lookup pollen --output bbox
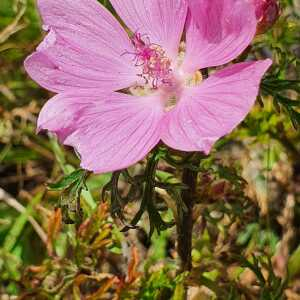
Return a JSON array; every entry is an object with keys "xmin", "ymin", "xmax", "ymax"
[
  {"xmin": 130, "ymin": 33, "xmax": 172, "ymax": 89},
  {"xmin": 185, "ymin": 70, "xmax": 203, "ymax": 87}
]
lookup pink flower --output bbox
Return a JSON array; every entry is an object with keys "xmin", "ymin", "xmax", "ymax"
[
  {"xmin": 25, "ymin": 0, "xmax": 272, "ymax": 174},
  {"xmin": 253, "ymin": 0, "xmax": 280, "ymax": 34}
]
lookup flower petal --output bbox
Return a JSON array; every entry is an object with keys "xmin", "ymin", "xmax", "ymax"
[
  {"xmin": 183, "ymin": 0, "xmax": 257, "ymax": 73},
  {"xmin": 162, "ymin": 60, "xmax": 272, "ymax": 153},
  {"xmin": 25, "ymin": 0, "xmax": 139, "ymax": 92},
  {"xmin": 110, "ymin": 0, "xmax": 187, "ymax": 60},
  {"xmin": 38, "ymin": 91, "xmax": 164, "ymax": 173},
  {"xmin": 37, "ymin": 91, "xmax": 95, "ymax": 142}
]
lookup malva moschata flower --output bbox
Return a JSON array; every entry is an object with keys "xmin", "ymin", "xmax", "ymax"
[
  {"xmin": 24, "ymin": 0, "xmax": 272, "ymax": 173},
  {"xmin": 253, "ymin": 0, "xmax": 280, "ymax": 34}
]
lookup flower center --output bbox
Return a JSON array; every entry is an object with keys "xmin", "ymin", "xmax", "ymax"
[
  {"xmin": 129, "ymin": 33, "xmax": 172, "ymax": 89},
  {"xmin": 126, "ymin": 37, "xmax": 204, "ymax": 112}
]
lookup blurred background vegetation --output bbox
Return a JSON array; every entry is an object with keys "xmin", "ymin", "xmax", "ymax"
[{"xmin": 1, "ymin": 0, "xmax": 300, "ymax": 299}]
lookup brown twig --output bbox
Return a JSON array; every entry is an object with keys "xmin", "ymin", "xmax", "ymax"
[{"xmin": 0, "ymin": 0, "xmax": 27, "ymax": 44}]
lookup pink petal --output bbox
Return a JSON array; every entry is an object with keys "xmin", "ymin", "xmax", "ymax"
[
  {"xmin": 37, "ymin": 91, "xmax": 96, "ymax": 141},
  {"xmin": 38, "ymin": 91, "xmax": 164, "ymax": 173},
  {"xmin": 183, "ymin": 0, "xmax": 257, "ymax": 73},
  {"xmin": 162, "ymin": 60, "xmax": 272, "ymax": 153},
  {"xmin": 254, "ymin": 0, "xmax": 280, "ymax": 34},
  {"xmin": 25, "ymin": 0, "xmax": 139, "ymax": 92},
  {"xmin": 110, "ymin": 0, "xmax": 187, "ymax": 60}
]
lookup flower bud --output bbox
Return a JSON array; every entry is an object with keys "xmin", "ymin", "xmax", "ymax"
[{"xmin": 254, "ymin": 0, "xmax": 280, "ymax": 34}]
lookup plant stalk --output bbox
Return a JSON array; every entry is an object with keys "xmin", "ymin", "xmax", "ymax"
[{"xmin": 176, "ymin": 154, "xmax": 200, "ymax": 273}]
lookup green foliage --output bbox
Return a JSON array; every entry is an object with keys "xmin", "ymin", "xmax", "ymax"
[
  {"xmin": 1, "ymin": 0, "xmax": 300, "ymax": 299},
  {"xmin": 238, "ymin": 255, "xmax": 287, "ymax": 300}
]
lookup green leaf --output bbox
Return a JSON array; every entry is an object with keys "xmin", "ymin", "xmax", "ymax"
[
  {"xmin": 288, "ymin": 244, "xmax": 300, "ymax": 278},
  {"xmin": 3, "ymin": 192, "xmax": 43, "ymax": 252},
  {"xmin": 48, "ymin": 169, "xmax": 85, "ymax": 191}
]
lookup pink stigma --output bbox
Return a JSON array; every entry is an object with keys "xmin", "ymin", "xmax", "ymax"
[{"xmin": 130, "ymin": 33, "xmax": 172, "ymax": 88}]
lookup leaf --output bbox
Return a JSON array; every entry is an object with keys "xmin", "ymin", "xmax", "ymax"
[
  {"xmin": 172, "ymin": 272, "xmax": 189, "ymax": 300},
  {"xmin": 3, "ymin": 192, "xmax": 43, "ymax": 252},
  {"xmin": 127, "ymin": 247, "xmax": 140, "ymax": 284},
  {"xmin": 46, "ymin": 208, "xmax": 62, "ymax": 257},
  {"xmin": 236, "ymin": 255, "xmax": 266, "ymax": 286},
  {"xmin": 172, "ymin": 282, "xmax": 185, "ymax": 300},
  {"xmin": 74, "ymin": 274, "xmax": 117, "ymax": 300},
  {"xmin": 47, "ymin": 169, "xmax": 85, "ymax": 191},
  {"xmin": 1, "ymin": 147, "xmax": 40, "ymax": 164},
  {"xmin": 86, "ymin": 277, "xmax": 117, "ymax": 300},
  {"xmin": 288, "ymin": 244, "xmax": 300, "ymax": 278}
]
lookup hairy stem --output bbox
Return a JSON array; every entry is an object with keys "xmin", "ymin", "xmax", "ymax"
[{"xmin": 177, "ymin": 154, "xmax": 200, "ymax": 273}]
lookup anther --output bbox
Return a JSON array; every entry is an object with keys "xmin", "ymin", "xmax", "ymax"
[{"xmin": 128, "ymin": 32, "xmax": 172, "ymax": 89}]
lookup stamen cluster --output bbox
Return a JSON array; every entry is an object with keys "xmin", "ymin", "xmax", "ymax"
[{"xmin": 131, "ymin": 33, "xmax": 172, "ymax": 88}]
